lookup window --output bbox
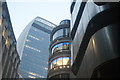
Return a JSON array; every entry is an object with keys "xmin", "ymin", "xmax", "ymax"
[
  {"xmin": 50, "ymin": 63, "xmax": 52, "ymax": 69},
  {"xmin": 63, "ymin": 57, "xmax": 69, "ymax": 65},
  {"xmin": 53, "ymin": 28, "xmax": 69, "ymax": 41},
  {"xmin": 50, "ymin": 57, "xmax": 70, "ymax": 70},
  {"xmin": 28, "ymin": 75, "xmax": 36, "ymax": 79},
  {"xmin": 51, "ymin": 42, "xmax": 69, "ymax": 54},
  {"xmin": 52, "ymin": 59, "xmax": 57, "ymax": 69},
  {"xmin": 28, "ymin": 35, "xmax": 41, "ymax": 41},
  {"xmin": 56, "ymin": 57, "xmax": 62, "ymax": 66},
  {"xmin": 63, "ymin": 45, "xmax": 67, "ymax": 49},
  {"xmin": 5, "ymin": 37, "xmax": 9, "ymax": 48},
  {"xmin": 53, "ymin": 29, "xmax": 63, "ymax": 41},
  {"xmin": 28, "ymin": 72, "xmax": 45, "ymax": 78},
  {"xmin": 2, "ymin": 29, "xmax": 6, "ymax": 38},
  {"xmin": 64, "ymin": 28, "xmax": 69, "ymax": 37},
  {"xmin": 25, "ymin": 45, "xmax": 41, "ymax": 53}
]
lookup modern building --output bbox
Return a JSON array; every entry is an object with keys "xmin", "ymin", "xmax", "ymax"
[
  {"xmin": 0, "ymin": 2, "xmax": 20, "ymax": 79},
  {"xmin": 17, "ymin": 17, "xmax": 56, "ymax": 78},
  {"xmin": 70, "ymin": 0, "xmax": 120, "ymax": 79},
  {"xmin": 48, "ymin": 20, "xmax": 71, "ymax": 78}
]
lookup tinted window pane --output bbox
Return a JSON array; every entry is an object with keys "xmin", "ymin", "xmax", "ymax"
[{"xmin": 53, "ymin": 29, "xmax": 63, "ymax": 40}]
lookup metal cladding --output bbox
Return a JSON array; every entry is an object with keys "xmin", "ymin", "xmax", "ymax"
[{"xmin": 70, "ymin": 1, "xmax": 120, "ymax": 78}]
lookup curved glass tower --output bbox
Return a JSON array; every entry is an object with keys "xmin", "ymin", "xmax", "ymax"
[
  {"xmin": 48, "ymin": 20, "xmax": 71, "ymax": 78},
  {"xmin": 17, "ymin": 17, "xmax": 56, "ymax": 78}
]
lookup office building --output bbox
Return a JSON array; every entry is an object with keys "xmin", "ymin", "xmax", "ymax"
[
  {"xmin": 0, "ymin": 2, "xmax": 20, "ymax": 79},
  {"xmin": 70, "ymin": 0, "xmax": 120, "ymax": 79},
  {"xmin": 17, "ymin": 17, "xmax": 56, "ymax": 78},
  {"xmin": 48, "ymin": 20, "xmax": 71, "ymax": 78}
]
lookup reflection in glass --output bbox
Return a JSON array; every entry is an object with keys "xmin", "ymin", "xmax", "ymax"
[
  {"xmin": 64, "ymin": 28, "xmax": 69, "ymax": 37},
  {"xmin": 50, "ymin": 57, "xmax": 70, "ymax": 70},
  {"xmin": 63, "ymin": 57, "xmax": 69, "ymax": 65},
  {"xmin": 52, "ymin": 28, "xmax": 69, "ymax": 41},
  {"xmin": 52, "ymin": 59, "xmax": 57, "ymax": 69},
  {"xmin": 56, "ymin": 57, "xmax": 62, "ymax": 66},
  {"xmin": 53, "ymin": 29, "xmax": 63, "ymax": 40},
  {"xmin": 51, "ymin": 42, "xmax": 69, "ymax": 54}
]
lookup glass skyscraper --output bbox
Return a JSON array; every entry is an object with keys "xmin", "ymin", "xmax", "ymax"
[{"xmin": 17, "ymin": 17, "xmax": 56, "ymax": 78}]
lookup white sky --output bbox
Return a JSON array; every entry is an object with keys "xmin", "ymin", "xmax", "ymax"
[{"xmin": 6, "ymin": 0, "xmax": 71, "ymax": 39}]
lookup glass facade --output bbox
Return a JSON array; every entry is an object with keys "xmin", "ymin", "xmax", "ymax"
[
  {"xmin": 48, "ymin": 19, "xmax": 70, "ymax": 78},
  {"xmin": 17, "ymin": 17, "xmax": 56, "ymax": 78},
  {"xmin": 51, "ymin": 42, "xmax": 69, "ymax": 54},
  {"xmin": 52, "ymin": 28, "xmax": 69, "ymax": 41},
  {"xmin": 50, "ymin": 57, "xmax": 70, "ymax": 70}
]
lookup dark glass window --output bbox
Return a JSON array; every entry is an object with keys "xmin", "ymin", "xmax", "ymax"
[
  {"xmin": 53, "ymin": 29, "xmax": 63, "ymax": 40},
  {"xmin": 51, "ymin": 42, "xmax": 69, "ymax": 54},
  {"xmin": 52, "ymin": 28, "xmax": 69, "ymax": 41}
]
